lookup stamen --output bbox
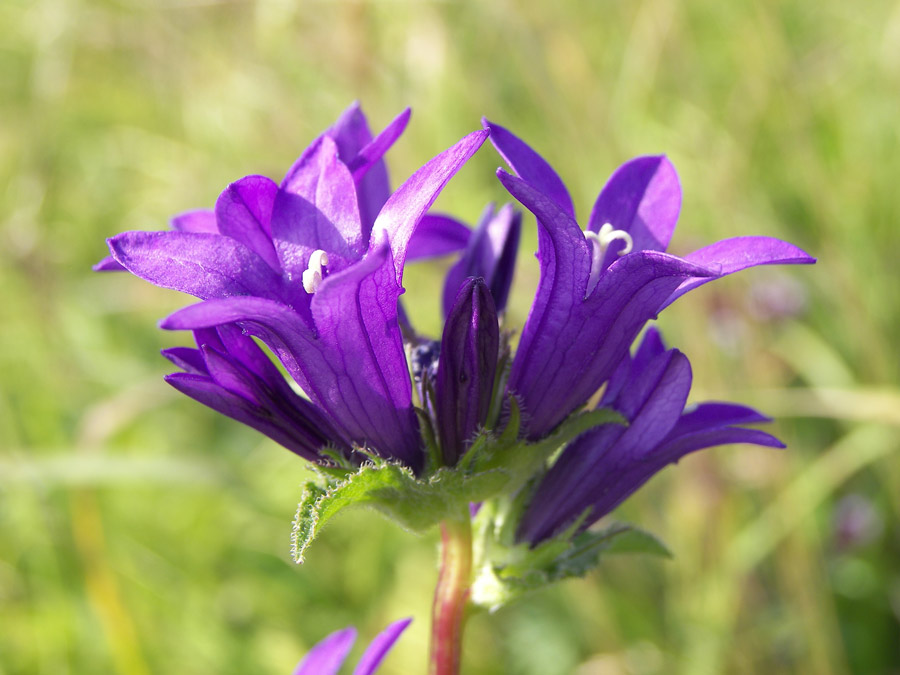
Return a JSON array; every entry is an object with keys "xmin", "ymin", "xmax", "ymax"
[
  {"xmin": 302, "ymin": 249, "xmax": 329, "ymax": 294},
  {"xmin": 583, "ymin": 223, "xmax": 634, "ymax": 298},
  {"xmin": 596, "ymin": 223, "xmax": 633, "ymax": 256}
]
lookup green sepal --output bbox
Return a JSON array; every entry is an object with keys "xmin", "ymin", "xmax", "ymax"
[
  {"xmin": 467, "ymin": 401, "xmax": 626, "ymax": 494},
  {"xmin": 470, "ymin": 522, "xmax": 671, "ymax": 611},
  {"xmin": 291, "ymin": 403, "xmax": 626, "ymax": 564},
  {"xmin": 291, "ymin": 459, "xmax": 507, "ymax": 563}
]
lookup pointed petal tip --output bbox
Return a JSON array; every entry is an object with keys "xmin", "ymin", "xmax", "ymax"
[
  {"xmin": 392, "ymin": 617, "xmax": 413, "ymax": 630},
  {"xmin": 158, "ymin": 314, "xmax": 179, "ymax": 331},
  {"xmin": 92, "ymin": 254, "xmax": 124, "ymax": 272},
  {"xmin": 469, "ymin": 127, "xmax": 491, "ymax": 145}
]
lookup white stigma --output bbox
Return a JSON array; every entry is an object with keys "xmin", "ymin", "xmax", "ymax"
[
  {"xmin": 583, "ymin": 223, "xmax": 634, "ymax": 298},
  {"xmin": 302, "ymin": 249, "xmax": 329, "ymax": 294}
]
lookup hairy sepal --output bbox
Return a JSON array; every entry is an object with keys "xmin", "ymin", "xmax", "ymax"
[
  {"xmin": 291, "ymin": 459, "xmax": 507, "ymax": 563},
  {"xmin": 291, "ymin": 403, "xmax": 626, "ymax": 564}
]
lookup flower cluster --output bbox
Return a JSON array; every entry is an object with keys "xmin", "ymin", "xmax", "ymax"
[{"xmin": 98, "ymin": 103, "xmax": 813, "ymax": 593}]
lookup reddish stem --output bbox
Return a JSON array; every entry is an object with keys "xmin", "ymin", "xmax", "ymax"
[{"xmin": 429, "ymin": 513, "xmax": 473, "ymax": 675}]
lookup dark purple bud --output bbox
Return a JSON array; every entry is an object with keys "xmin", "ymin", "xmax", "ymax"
[{"xmin": 435, "ymin": 277, "xmax": 500, "ymax": 466}]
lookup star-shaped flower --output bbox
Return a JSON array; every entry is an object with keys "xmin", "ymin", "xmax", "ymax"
[{"xmin": 99, "ymin": 104, "xmax": 488, "ymax": 471}]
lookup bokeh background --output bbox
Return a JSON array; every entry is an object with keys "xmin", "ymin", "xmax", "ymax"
[{"xmin": 2, "ymin": 0, "xmax": 899, "ymax": 673}]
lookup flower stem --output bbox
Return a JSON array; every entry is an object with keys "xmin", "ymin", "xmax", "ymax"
[{"xmin": 430, "ymin": 511, "xmax": 473, "ymax": 675}]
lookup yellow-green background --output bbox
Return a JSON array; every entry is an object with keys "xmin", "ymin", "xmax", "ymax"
[{"xmin": 2, "ymin": 0, "xmax": 898, "ymax": 673}]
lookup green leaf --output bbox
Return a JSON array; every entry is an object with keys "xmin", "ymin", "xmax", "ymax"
[
  {"xmin": 291, "ymin": 460, "xmax": 508, "ymax": 563},
  {"xmin": 597, "ymin": 523, "xmax": 672, "ymax": 557},
  {"xmin": 291, "ymin": 404, "xmax": 628, "ymax": 564},
  {"xmin": 470, "ymin": 522, "xmax": 671, "ymax": 611}
]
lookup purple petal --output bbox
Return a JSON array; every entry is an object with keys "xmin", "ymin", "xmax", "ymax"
[
  {"xmin": 310, "ymin": 243, "xmax": 422, "ymax": 467},
  {"xmin": 442, "ymin": 204, "xmax": 522, "ymax": 316},
  {"xmin": 657, "ymin": 426, "xmax": 785, "ymax": 460},
  {"xmin": 212, "ymin": 324, "xmax": 286, "ymax": 384},
  {"xmin": 201, "ymin": 346, "xmax": 261, "ymax": 403},
  {"xmin": 484, "ymin": 118, "xmax": 576, "ymax": 219},
  {"xmin": 372, "ymin": 129, "xmax": 489, "ymax": 285},
  {"xmin": 293, "ymin": 627, "xmax": 357, "ymax": 675},
  {"xmin": 583, "ymin": 426, "xmax": 784, "ymax": 528},
  {"xmin": 588, "ymin": 155, "xmax": 681, "ymax": 268},
  {"xmin": 276, "ymin": 135, "xmax": 364, "ymax": 272},
  {"xmin": 631, "ymin": 327, "xmax": 667, "ymax": 374},
  {"xmin": 668, "ymin": 402, "xmax": 772, "ymax": 438},
  {"xmin": 328, "ymin": 101, "xmax": 376, "ymax": 160},
  {"xmin": 518, "ymin": 349, "xmax": 692, "ymax": 543},
  {"xmin": 160, "ymin": 296, "xmax": 319, "ymax": 396},
  {"xmin": 328, "ymin": 104, "xmax": 410, "ymax": 240},
  {"xmin": 499, "ymin": 170, "xmax": 713, "ymax": 436},
  {"xmin": 406, "ymin": 213, "xmax": 472, "ymax": 261},
  {"xmin": 94, "ymin": 209, "xmax": 217, "ymax": 271},
  {"xmin": 496, "ymin": 169, "xmax": 590, "ymax": 432},
  {"xmin": 161, "ymin": 346, "xmax": 208, "ymax": 375},
  {"xmin": 165, "ymin": 373, "xmax": 324, "ymax": 462},
  {"xmin": 599, "ymin": 327, "xmax": 667, "ymax": 407},
  {"xmin": 661, "ymin": 236, "xmax": 816, "ymax": 310},
  {"xmin": 215, "ymin": 175, "xmax": 280, "ymax": 270},
  {"xmin": 107, "ymin": 231, "xmax": 286, "ymax": 301},
  {"xmin": 192, "ymin": 327, "xmax": 225, "ymax": 353},
  {"xmin": 93, "ymin": 255, "xmax": 125, "ymax": 271},
  {"xmin": 346, "ymin": 107, "xmax": 412, "ymax": 181},
  {"xmin": 162, "ymin": 247, "xmax": 421, "ymax": 466},
  {"xmin": 170, "ymin": 209, "xmax": 218, "ymax": 233},
  {"xmin": 352, "ymin": 618, "xmax": 412, "ymax": 675},
  {"xmin": 435, "ymin": 278, "xmax": 500, "ymax": 466}
]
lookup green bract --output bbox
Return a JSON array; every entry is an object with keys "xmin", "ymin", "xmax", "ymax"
[{"xmin": 291, "ymin": 399, "xmax": 630, "ymax": 603}]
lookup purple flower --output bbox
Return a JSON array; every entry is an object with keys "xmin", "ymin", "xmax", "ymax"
[
  {"xmin": 99, "ymin": 104, "xmax": 488, "ymax": 471},
  {"xmin": 517, "ymin": 328, "xmax": 784, "ymax": 544},
  {"xmin": 293, "ymin": 618, "xmax": 411, "ymax": 675},
  {"xmin": 484, "ymin": 119, "xmax": 816, "ymax": 439},
  {"xmin": 162, "ymin": 324, "xmax": 350, "ymax": 462}
]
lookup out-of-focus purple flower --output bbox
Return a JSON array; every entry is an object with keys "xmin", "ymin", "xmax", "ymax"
[
  {"xmin": 833, "ymin": 494, "xmax": 883, "ymax": 552},
  {"xmin": 747, "ymin": 270, "xmax": 808, "ymax": 321},
  {"xmin": 517, "ymin": 328, "xmax": 784, "ymax": 544},
  {"xmin": 293, "ymin": 618, "xmax": 411, "ymax": 675},
  {"xmin": 407, "ymin": 203, "xmax": 522, "ymax": 316},
  {"xmin": 99, "ymin": 104, "xmax": 488, "ymax": 471},
  {"xmin": 484, "ymin": 119, "xmax": 816, "ymax": 439}
]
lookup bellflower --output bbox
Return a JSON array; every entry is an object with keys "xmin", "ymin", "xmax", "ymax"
[
  {"xmin": 99, "ymin": 104, "xmax": 489, "ymax": 471},
  {"xmin": 516, "ymin": 328, "xmax": 784, "ymax": 544},
  {"xmin": 484, "ymin": 120, "xmax": 816, "ymax": 439},
  {"xmin": 293, "ymin": 618, "xmax": 411, "ymax": 675}
]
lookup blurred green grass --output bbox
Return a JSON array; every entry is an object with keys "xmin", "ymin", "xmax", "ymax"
[{"xmin": 2, "ymin": 0, "xmax": 899, "ymax": 673}]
